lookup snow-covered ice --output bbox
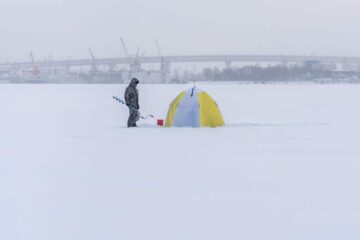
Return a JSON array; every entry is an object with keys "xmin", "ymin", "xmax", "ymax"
[{"xmin": 1, "ymin": 83, "xmax": 360, "ymax": 240}]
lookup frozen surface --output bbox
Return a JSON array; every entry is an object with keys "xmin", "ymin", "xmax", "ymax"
[{"xmin": 1, "ymin": 83, "xmax": 360, "ymax": 240}]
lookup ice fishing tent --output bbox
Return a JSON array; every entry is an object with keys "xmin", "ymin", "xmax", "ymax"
[{"xmin": 165, "ymin": 87, "xmax": 225, "ymax": 128}]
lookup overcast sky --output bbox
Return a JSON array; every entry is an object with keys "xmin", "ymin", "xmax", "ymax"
[{"xmin": 0, "ymin": 0, "xmax": 359, "ymax": 62}]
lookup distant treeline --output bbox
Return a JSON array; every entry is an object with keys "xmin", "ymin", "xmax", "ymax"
[{"xmin": 197, "ymin": 65, "xmax": 359, "ymax": 81}]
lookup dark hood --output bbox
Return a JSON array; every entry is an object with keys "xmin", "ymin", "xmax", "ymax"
[{"xmin": 129, "ymin": 78, "xmax": 139, "ymax": 87}]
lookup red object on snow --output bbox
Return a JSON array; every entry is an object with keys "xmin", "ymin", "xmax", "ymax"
[{"xmin": 157, "ymin": 119, "xmax": 164, "ymax": 126}]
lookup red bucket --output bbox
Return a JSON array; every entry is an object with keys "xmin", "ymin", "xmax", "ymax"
[{"xmin": 157, "ymin": 119, "xmax": 164, "ymax": 127}]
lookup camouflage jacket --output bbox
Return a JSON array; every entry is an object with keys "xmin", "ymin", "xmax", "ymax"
[{"xmin": 124, "ymin": 79, "xmax": 139, "ymax": 110}]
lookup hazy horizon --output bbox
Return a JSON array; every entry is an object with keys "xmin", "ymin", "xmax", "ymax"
[{"xmin": 1, "ymin": 0, "xmax": 360, "ymax": 62}]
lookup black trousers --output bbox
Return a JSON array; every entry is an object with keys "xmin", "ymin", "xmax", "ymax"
[{"xmin": 128, "ymin": 107, "xmax": 139, "ymax": 127}]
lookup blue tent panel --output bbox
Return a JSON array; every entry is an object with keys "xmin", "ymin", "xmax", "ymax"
[{"xmin": 172, "ymin": 90, "xmax": 199, "ymax": 127}]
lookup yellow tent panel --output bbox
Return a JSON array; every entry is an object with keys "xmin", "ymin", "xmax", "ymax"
[
  {"xmin": 165, "ymin": 91, "xmax": 186, "ymax": 127},
  {"xmin": 197, "ymin": 92, "xmax": 225, "ymax": 127}
]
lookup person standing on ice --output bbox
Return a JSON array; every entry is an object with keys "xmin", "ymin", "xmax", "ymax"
[{"xmin": 125, "ymin": 78, "xmax": 140, "ymax": 127}]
